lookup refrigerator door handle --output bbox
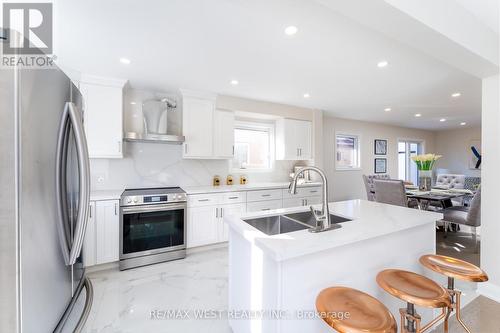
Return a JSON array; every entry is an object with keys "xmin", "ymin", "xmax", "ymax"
[{"xmin": 56, "ymin": 102, "xmax": 90, "ymax": 266}]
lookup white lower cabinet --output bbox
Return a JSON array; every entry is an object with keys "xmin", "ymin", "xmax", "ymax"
[
  {"xmin": 187, "ymin": 205, "xmax": 219, "ymax": 248},
  {"xmin": 283, "ymin": 196, "xmax": 321, "ymax": 208},
  {"xmin": 83, "ymin": 201, "xmax": 96, "ymax": 267},
  {"xmin": 246, "ymin": 199, "xmax": 283, "ymax": 212},
  {"xmin": 219, "ymin": 203, "xmax": 246, "ymax": 241},
  {"xmin": 83, "ymin": 199, "xmax": 120, "ymax": 267}
]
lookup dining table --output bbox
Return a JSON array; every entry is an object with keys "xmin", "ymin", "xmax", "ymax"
[{"xmin": 405, "ymin": 188, "xmax": 474, "ymax": 210}]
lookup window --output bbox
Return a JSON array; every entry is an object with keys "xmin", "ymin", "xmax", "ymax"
[
  {"xmin": 231, "ymin": 122, "xmax": 274, "ymax": 171},
  {"xmin": 335, "ymin": 134, "xmax": 360, "ymax": 170}
]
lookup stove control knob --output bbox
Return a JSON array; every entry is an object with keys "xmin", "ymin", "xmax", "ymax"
[
  {"xmin": 133, "ymin": 198, "xmax": 138, "ymax": 203},
  {"xmin": 126, "ymin": 198, "xmax": 132, "ymax": 204}
]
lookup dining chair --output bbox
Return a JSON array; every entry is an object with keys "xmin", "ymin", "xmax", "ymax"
[
  {"xmin": 439, "ymin": 186, "xmax": 481, "ymax": 252},
  {"xmin": 435, "ymin": 174, "xmax": 466, "ymax": 189},
  {"xmin": 362, "ymin": 174, "xmax": 391, "ymax": 201},
  {"xmin": 373, "ymin": 179, "xmax": 416, "ymax": 208}
]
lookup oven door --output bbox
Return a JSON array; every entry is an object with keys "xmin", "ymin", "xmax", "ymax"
[{"xmin": 120, "ymin": 203, "xmax": 186, "ymax": 260}]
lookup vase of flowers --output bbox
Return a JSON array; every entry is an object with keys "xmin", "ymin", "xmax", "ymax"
[{"xmin": 411, "ymin": 154, "xmax": 442, "ymax": 191}]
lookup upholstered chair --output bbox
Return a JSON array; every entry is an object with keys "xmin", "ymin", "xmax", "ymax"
[
  {"xmin": 435, "ymin": 174, "xmax": 466, "ymax": 189},
  {"xmin": 362, "ymin": 174, "xmax": 391, "ymax": 201},
  {"xmin": 373, "ymin": 179, "xmax": 411, "ymax": 207},
  {"xmin": 440, "ymin": 186, "xmax": 481, "ymax": 252}
]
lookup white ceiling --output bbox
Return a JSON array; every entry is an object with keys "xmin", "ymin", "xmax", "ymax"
[
  {"xmin": 454, "ymin": 0, "xmax": 499, "ymax": 34},
  {"xmin": 55, "ymin": 0, "xmax": 484, "ymax": 130}
]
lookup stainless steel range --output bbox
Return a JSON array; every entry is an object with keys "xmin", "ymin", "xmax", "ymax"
[{"xmin": 119, "ymin": 187, "xmax": 187, "ymax": 270}]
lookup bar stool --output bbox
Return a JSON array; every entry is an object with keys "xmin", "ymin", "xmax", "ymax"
[
  {"xmin": 420, "ymin": 254, "xmax": 488, "ymax": 333},
  {"xmin": 316, "ymin": 287, "xmax": 397, "ymax": 333},
  {"xmin": 376, "ymin": 269, "xmax": 451, "ymax": 333}
]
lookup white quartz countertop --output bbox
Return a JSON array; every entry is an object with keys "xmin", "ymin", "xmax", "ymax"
[
  {"xmin": 181, "ymin": 182, "xmax": 322, "ymax": 194},
  {"xmin": 90, "ymin": 189, "xmax": 124, "ymax": 201},
  {"xmin": 225, "ymin": 199, "xmax": 442, "ymax": 262}
]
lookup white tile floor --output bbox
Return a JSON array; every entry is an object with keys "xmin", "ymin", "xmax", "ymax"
[
  {"xmin": 83, "ymin": 244, "xmax": 479, "ymax": 333},
  {"xmin": 83, "ymin": 246, "xmax": 231, "ymax": 333}
]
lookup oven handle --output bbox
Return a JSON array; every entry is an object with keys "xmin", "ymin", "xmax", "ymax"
[{"xmin": 121, "ymin": 203, "xmax": 187, "ymax": 214}]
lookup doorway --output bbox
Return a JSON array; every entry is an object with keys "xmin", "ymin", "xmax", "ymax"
[{"xmin": 398, "ymin": 140, "xmax": 423, "ymax": 184}]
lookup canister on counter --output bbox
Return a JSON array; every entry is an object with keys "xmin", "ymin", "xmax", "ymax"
[
  {"xmin": 213, "ymin": 175, "xmax": 221, "ymax": 186},
  {"xmin": 226, "ymin": 175, "xmax": 234, "ymax": 185},
  {"xmin": 240, "ymin": 175, "xmax": 247, "ymax": 185}
]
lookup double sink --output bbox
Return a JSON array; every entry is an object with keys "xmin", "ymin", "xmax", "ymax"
[{"xmin": 243, "ymin": 210, "xmax": 352, "ymax": 235}]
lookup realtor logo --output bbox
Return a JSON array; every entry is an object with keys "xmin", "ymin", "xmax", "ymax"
[{"xmin": 2, "ymin": 3, "xmax": 53, "ymax": 55}]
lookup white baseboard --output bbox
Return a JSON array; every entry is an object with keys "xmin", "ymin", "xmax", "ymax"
[{"xmin": 478, "ymin": 282, "xmax": 500, "ymax": 303}]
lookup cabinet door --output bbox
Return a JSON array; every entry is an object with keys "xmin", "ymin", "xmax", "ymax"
[
  {"xmin": 187, "ymin": 205, "xmax": 219, "ymax": 248},
  {"xmin": 213, "ymin": 109, "xmax": 235, "ymax": 158},
  {"xmin": 82, "ymin": 201, "xmax": 96, "ymax": 267},
  {"xmin": 95, "ymin": 200, "xmax": 120, "ymax": 264},
  {"xmin": 182, "ymin": 96, "xmax": 214, "ymax": 158},
  {"xmin": 80, "ymin": 82, "xmax": 123, "ymax": 158},
  {"xmin": 219, "ymin": 203, "xmax": 246, "ymax": 242},
  {"xmin": 296, "ymin": 120, "xmax": 312, "ymax": 160},
  {"xmin": 283, "ymin": 197, "xmax": 306, "ymax": 208}
]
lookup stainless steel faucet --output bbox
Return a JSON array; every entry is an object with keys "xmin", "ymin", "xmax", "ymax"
[{"xmin": 289, "ymin": 166, "xmax": 332, "ymax": 232}]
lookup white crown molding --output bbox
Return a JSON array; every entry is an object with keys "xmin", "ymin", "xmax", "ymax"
[{"xmin": 80, "ymin": 74, "xmax": 128, "ymax": 88}]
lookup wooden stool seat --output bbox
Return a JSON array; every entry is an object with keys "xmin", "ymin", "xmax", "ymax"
[
  {"xmin": 419, "ymin": 255, "xmax": 488, "ymax": 282},
  {"xmin": 376, "ymin": 269, "xmax": 450, "ymax": 308},
  {"xmin": 316, "ymin": 287, "xmax": 397, "ymax": 333}
]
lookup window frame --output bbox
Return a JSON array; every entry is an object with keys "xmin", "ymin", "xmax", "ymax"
[
  {"xmin": 230, "ymin": 120, "xmax": 275, "ymax": 173},
  {"xmin": 335, "ymin": 132, "xmax": 361, "ymax": 171}
]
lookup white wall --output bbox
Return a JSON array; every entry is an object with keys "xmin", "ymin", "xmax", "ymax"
[
  {"xmin": 479, "ymin": 75, "xmax": 500, "ymax": 301},
  {"xmin": 323, "ymin": 116, "xmax": 436, "ymax": 201},
  {"xmin": 434, "ymin": 127, "xmax": 481, "ymax": 177}
]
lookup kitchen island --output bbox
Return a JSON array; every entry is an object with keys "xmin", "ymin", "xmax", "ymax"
[{"xmin": 225, "ymin": 199, "xmax": 442, "ymax": 333}]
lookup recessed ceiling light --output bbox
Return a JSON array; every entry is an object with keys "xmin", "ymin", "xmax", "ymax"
[
  {"xmin": 440, "ymin": 118, "xmax": 447, "ymax": 122},
  {"xmin": 119, "ymin": 57, "xmax": 131, "ymax": 64},
  {"xmin": 130, "ymin": 102, "xmax": 136, "ymax": 105},
  {"xmin": 451, "ymin": 92, "xmax": 461, "ymax": 98},
  {"xmin": 230, "ymin": 79, "xmax": 239, "ymax": 85},
  {"xmin": 303, "ymin": 93, "xmax": 310, "ymax": 98},
  {"xmin": 414, "ymin": 113, "xmax": 422, "ymax": 117},
  {"xmin": 460, "ymin": 122, "xmax": 467, "ymax": 126},
  {"xmin": 284, "ymin": 26, "xmax": 298, "ymax": 36},
  {"xmin": 377, "ymin": 60, "xmax": 389, "ymax": 68},
  {"xmin": 384, "ymin": 107, "xmax": 391, "ymax": 112}
]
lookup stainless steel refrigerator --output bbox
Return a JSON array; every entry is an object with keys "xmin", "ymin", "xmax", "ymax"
[{"xmin": 0, "ymin": 30, "xmax": 93, "ymax": 332}]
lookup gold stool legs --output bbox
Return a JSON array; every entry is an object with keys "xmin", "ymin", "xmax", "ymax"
[
  {"xmin": 398, "ymin": 303, "xmax": 448, "ymax": 333},
  {"xmin": 446, "ymin": 277, "xmax": 472, "ymax": 333}
]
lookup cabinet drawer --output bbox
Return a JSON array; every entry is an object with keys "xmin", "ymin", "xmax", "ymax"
[
  {"xmin": 247, "ymin": 199, "xmax": 282, "ymax": 212},
  {"xmin": 220, "ymin": 191, "xmax": 246, "ymax": 204},
  {"xmin": 283, "ymin": 186, "xmax": 321, "ymax": 199},
  {"xmin": 188, "ymin": 194, "xmax": 219, "ymax": 207},
  {"xmin": 247, "ymin": 189, "xmax": 283, "ymax": 202}
]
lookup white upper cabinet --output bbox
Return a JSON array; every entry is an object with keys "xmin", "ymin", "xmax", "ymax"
[
  {"xmin": 79, "ymin": 75, "xmax": 127, "ymax": 158},
  {"xmin": 275, "ymin": 118, "xmax": 312, "ymax": 160},
  {"xmin": 181, "ymin": 90, "xmax": 235, "ymax": 159},
  {"xmin": 182, "ymin": 91, "xmax": 215, "ymax": 158},
  {"xmin": 213, "ymin": 109, "xmax": 235, "ymax": 158}
]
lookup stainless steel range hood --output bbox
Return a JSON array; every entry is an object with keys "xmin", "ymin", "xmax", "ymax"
[{"xmin": 124, "ymin": 132, "xmax": 185, "ymax": 144}]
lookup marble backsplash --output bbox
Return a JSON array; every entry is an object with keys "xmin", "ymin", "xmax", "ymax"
[{"xmin": 90, "ymin": 141, "xmax": 299, "ymax": 191}]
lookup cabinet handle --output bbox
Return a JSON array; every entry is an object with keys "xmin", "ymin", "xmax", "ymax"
[
  {"xmin": 297, "ymin": 148, "xmax": 299, "ymax": 157},
  {"xmin": 89, "ymin": 204, "xmax": 92, "ymax": 218},
  {"xmin": 261, "ymin": 194, "xmax": 271, "ymax": 197},
  {"xmin": 114, "ymin": 202, "xmax": 118, "ymax": 215},
  {"xmin": 118, "ymin": 141, "xmax": 121, "ymax": 153},
  {"xmin": 304, "ymin": 199, "xmax": 308, "ymax": 206},
  {"xmin": 198, "ymin": 199, "xmax": 210, "ymax": 202},
  {"xmin": 310, "ymin": 190, "xmax": 318, "ymax": 193},
  {"xmin": 216, "ymin": 208, "xmax": 218, "ymax": 218},
  {"xmin": 221, "ymin": 208, "xmax": 223, "ymax": 218},
  {"xmin": 232, "ymin": 145, "xmax": 235, "ymax": 155},
  {"xmin": 184, "ymin": 144, "xmax": 188, "ymax": 154},
  {"xmin": 261, "ymin": 208, "xmax": 271, "ymax": 211},
  {"xmin": 299, "ymin": 148, "xmax": 302, "ymax": 156},
  {"xmin": 228, "ymin": 196, "xmax": 239, "ymax": 199}
]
